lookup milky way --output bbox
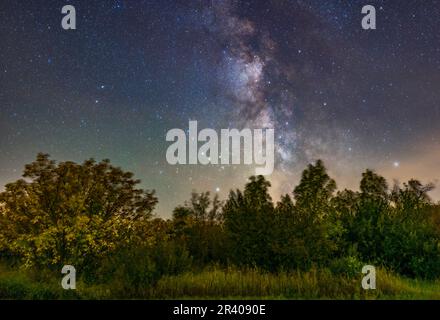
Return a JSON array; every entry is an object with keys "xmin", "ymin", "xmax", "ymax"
[{"xmin": 1, "ymin": 0, "xmax": 440, "ymax": 216}]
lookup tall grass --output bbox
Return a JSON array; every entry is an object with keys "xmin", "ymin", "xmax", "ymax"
[
  {"xmin": 150, "ymin": 267, "xmax": 440, "ymax": 299},
  {"xmin": 0, "ymin": 264, "xmax": 439, "ymax": 300}
]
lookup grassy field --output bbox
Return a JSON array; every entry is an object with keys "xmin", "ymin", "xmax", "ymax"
[
  {"xmin": 150, "ymin": 268, "xmax": 440, "ymax": 300},
  {"xmin": 0, "ymin": 264, "xmax": 439, "ymax": 300}
]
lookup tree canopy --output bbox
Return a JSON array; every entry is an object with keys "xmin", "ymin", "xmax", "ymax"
[
  {"xmin": 0, "ymin": 153, "xmax": 157, "ymax": 268},
  {"xmin": 1, "ymin": 154, "xmax": 440, "ymax": 280}
]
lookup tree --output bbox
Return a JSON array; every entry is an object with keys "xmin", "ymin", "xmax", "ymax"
[
  {"xmin": 272, "ymin": 194, "xmax": 310, "ymax": 269},
  {"xmin": 332, "ymin": 189, "xmax": 360, "ymax": 257},
  {"xmin": 383, "ymin": 179, "xmax": 440, "ymax": 278},
  {"xmin": 171, "ymin": 192, "xmax": 225, "ymax": 264},
  {"xmin": 348, "ymin": 169, "xmax": 390, "ymax": 263},
  {"xmin": 223, "ymin": 176, "xmax": 276, "ymax": 269},
  {"xmin": 293, "ymin": 159, "xmax": 336, "ymax": 219},
  {"xmin": 391, "ymin": 179, "xmax": 434, "ymax": 213},
  {"xmin": 0, "ymin": 153, "xmax": 158, "ymax": 269},
  {"xmin": 289, "ymin": 160, "xmax": 337, "ymax": 267},
  {"xmin": 360, "ymin": 169, "xmax": 388, "ymax": 203}
]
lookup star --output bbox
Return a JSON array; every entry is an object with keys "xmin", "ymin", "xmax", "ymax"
[{"xmin": 1, "ymin": 0, "xmax": 440, "ymax": 218}]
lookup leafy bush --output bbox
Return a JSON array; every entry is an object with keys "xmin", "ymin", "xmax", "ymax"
[
  {"xmin": 0, "ymin": 154, "xmax": 158, "ymax": 270},
  {"xmin": 329, "ymin": 256, "xmax": 364, "ymax": 278},
  {"xmin": 1, "ymin": 154, "xmax": 440, "ymax": 299},
  {"xmin": 91, "ymin": 240, "xmax": 192, "ymax": 297}
]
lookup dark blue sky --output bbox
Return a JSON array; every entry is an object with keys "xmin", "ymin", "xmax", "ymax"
[{"xmin": 1, "ymin": 0, "xmax": 440, "ymax": 216}]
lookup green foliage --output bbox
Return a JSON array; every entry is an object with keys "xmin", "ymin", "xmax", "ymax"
[
  {"xmin": 335, "ymin": 171, "xmax": 440, "ymax": 279},
  {"xmin": 0, "ymin": 264, "xmax": 79, "ymax": 299},
  {"xmin": 294, "ymin": 159, "xmax": 336, "ymax": 212},
  {"xmin": 223, "ymin": 176, "xmax": 276, "ymax": 269},
  {"xmin": 223, "ymin": 161, "xmax": 339, "ymax": 271},
  {"xmin": 1, "ymin": 154, "xmax": 440, "ymax": 300},
  {"xmin": 1, "ymin": 262, "xmax": 440, "ymax": 299},
  {"xmin": 0, "ymin": 153, "xmax": 158, "ymax": 269},
  {"xmin": 329, "ymin": 256, "xmax": 364, "ymax": 278},
  {"xmin": 93, "ymin": 241, "xmax": 192, "ymax": 297},
  {"xmin": 171, "ymin": 192, "xmax": 226, "ymax": 265}
]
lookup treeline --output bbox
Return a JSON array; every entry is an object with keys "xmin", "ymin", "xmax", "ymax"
[
  {"xmin": 171, "ymin": 161, "xmax": 440, "ymax": 279},
  {"xmin": 0, "ymin": 154, "xmax": 439, "ymax": 292}
]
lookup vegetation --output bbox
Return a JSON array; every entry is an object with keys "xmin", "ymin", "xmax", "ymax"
[{"xmin": 0, "ymin": 153, "xmax": 439, "ymax": 299}]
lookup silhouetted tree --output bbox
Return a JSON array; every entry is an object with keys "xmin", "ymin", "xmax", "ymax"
[
  {"xmin": 290, "ymin": 160, "xmax": 338, "ymax": 267},
  {"xmin": 294, "ymin": 159, "xmax": 336, "ymax": 216},
  {"xmin": 223, "ymin": 175, "xmax": 275, "ymax": 269},
  {"xmin": 172, "ymin": 192, "xmax": 225, "ymax": 264},
  {"xmin": 2, "ymin": 154, "xmax": 440, "ymax": 282}
]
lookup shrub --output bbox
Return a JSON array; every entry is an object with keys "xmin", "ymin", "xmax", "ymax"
[{"xmin": 329, "ymin": 256, "xmax": 364, "ymax": 278}]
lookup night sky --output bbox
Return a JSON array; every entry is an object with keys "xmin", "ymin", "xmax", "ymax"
[{"xmin": 1, "ymin": 0, "xmax": 440, "ymax": 216}]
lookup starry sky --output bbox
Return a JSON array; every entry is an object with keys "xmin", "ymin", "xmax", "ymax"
[{"xmin": 1, "ymin": 0, "xmax": 440, "ymax": 216}]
